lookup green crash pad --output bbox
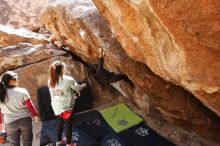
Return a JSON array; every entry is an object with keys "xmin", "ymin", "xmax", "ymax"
[{"xmin": 100, "ymin": 103, "xmax": 143, "ymax": 133}]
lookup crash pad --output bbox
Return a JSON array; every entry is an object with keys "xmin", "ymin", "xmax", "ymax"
[
  {"xmin": 100, "ymin": 103, "xmax": 143, "ymax": 133},
  {"xmin": 119, "ymin": 122, "xmax": 176, "ymax": 146}
]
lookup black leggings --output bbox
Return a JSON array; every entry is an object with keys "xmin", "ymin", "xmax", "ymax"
[
  {"xmin": 96, "ymin": 57, "xmax": 129, "ymax": 83},
  {"xmin": 57, "ymin": 114, "xmax": 73, "ymax": 144}
]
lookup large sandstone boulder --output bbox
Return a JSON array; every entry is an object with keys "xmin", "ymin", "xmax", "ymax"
[
  {"xmin": 0, "ymin": 24, "xmax": 49, "ymax": 47},
  {"xmin": 42, "ymin": 0, "xmax": 100, "ymax": 63},
  {"xmin": 0, "ymin": 43, "xmax": 65, "ymax": 74},
  {"xmin": 42, "ymin": 0, "xmax": 220, "ymax": 144},
  {"xmin": 0, "ymin": 0, "xmax": 48, "ymax": 31},
  {"xmin": 92, "ymin": 0, "xmax": 220, "ymax": 117}
]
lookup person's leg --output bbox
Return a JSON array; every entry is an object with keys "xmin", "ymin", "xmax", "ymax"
[
  {"xmin": 5, "ymin": 120, "xmax": 20, "ymax": 146},
  {"xmin": 40, "ymin": 143, "xmax": 48, "ymax": 146},
  {"xmin": 20, "ymin": 117, "xmax": 33, "ymax": 146},
  {"xmin": 40, "ymin": 121, "xmax": 50, "ymax": 146},
  {"xmin": 96, "ymin": 57, "xmax": 104, "ymax": 77},
  {"xmin": 110, "ymin": 74, "xmax": 130, "ymax": 83},
  {"xmin": 64, "ymin": 114, "xmax": 73, "ymax": 144},
  {"xmin": 47, "ymin": 119, "xmax": 58, "ymax": 146},
  {"xmin": 57, "ymin": 117, "xmax": 64, "ymax": 142}
]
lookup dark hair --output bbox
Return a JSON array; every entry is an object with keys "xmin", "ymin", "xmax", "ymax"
[
  {"xmin": 0, "ymin": 71, "xmax": 18, "ymax": 103},
  {"xmin": 48, "ymin": 61, "xmax": 65, "ymax": 88}
]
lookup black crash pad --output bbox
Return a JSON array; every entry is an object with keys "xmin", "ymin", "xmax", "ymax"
[
  {"xmin": 74, "ymin": 110, "xmax": 112, "ymax": 141},
  {"xmin": 72, "ymin": 127, "xmax": 99, "ymax": 146},
  {"xmin": 74, "ymin": 86, "xmax": 94, "ymax": 113},
  {"xmin": 99, "ymin": 131, "xmax": 126, "ymax": 146},
  {"xmin": 119, "ymin": 122, "xmax": 176, "ymax": 146}
]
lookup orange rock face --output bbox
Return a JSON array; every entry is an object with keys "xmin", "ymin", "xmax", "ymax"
[
  {"xmin": 0, "ymin": 0, "xmax": 48, "ymax": 31},
  {"xmin": 92, "ymin": 0, "xmax": 220, "ymax": 117},
  {"xmin": 42, "ymin": 0, "xmax": 220, "ymax": 143},
  {"xmin": 149, "ymin": 0, "xmax": 220, "ymax": 116}
]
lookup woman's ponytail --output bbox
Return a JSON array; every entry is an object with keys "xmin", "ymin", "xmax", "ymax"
[
  {"xmin": 0, "ymin": 71, "xmax": 18, "ymax": 103},
  {"xmin": 0, "ymin": 81, "xmax": 7, "ymax": 103},
  {"xmin": 49, "ymin": 61, "xmax": 65, "ymax": 88}
]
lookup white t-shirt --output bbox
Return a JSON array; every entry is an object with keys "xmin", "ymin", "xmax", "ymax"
[
  {"xmin": 49, "ymin": 75, "xmax": 85, "ymax": 115},
  {"xmin": 0, "ymin": 87, "xmax": 31, "ymax": 124}
]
